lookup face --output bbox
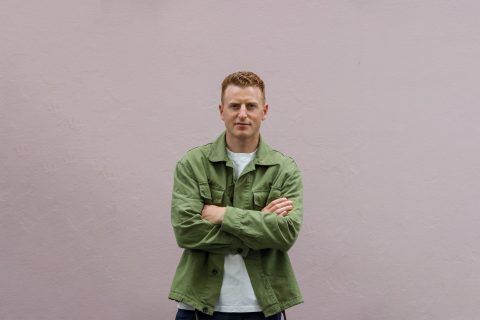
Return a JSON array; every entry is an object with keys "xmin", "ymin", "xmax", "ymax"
[{"xmin": 219, "ymin": 85, "xmax": 268, "ymax": 145}]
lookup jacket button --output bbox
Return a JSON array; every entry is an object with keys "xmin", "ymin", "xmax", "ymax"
[
  {"xmin": 202, "ymin": 307, "xmax": 208, "ymax": 313},
  {"xmin": 212, "ymin": 269, "xmax": 218, "ymax": 275},
  {"xmin": 237, "ymin": 248, "xmax": 243, "ymax": 254}
]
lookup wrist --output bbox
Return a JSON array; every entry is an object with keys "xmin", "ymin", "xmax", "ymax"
[{"xmin": 218, "ymin": 207, "xmax": 226, "ymax": 223}]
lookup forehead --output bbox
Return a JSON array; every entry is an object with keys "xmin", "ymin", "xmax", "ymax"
[{"xmin": 223, "ymin": 85, "xmax": 263, "ymax": 103}]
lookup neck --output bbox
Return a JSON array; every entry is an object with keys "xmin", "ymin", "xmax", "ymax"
[{"xmin": 225, "ymin": 134, "xmax": 259, "ymax": 153}]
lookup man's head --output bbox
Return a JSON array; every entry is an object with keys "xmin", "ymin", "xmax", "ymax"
[
  {"xmin": 221, "ymin": 71, "xmax": 266, "ymax": 105},
  {"xmin": 219, "ymin": 71, "xmax": 268, "ymax": 151}
]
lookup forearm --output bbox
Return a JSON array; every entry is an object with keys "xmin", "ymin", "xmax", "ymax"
[
  {"xmin": 172, "ymin": 217, "xmax": 248, "ymax": 255},
  {"xmin": 221, "ymin": 166, "xmax": 304, "ymax": 252},
  {"xmin": 220, "ymin": 205, "xmax": 302, "ymax": 252}
]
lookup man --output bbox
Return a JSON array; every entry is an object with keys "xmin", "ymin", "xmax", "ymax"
[{"xmin": 169, "ymin": 71, "xmax": 303, "ymax": 320}]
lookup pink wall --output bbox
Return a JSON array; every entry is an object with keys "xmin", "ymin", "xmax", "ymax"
[{"xmin": 2, "ymin": 1, "xmax": 480, "ymax": 319}]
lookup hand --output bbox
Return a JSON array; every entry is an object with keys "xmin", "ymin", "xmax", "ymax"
[
  {"xmin": 201, "ymin": 205, "xmax": 226, "ymax": 224},
  {"xmin": 262, "ymin": 198, "xmax": 294, "ymax": 217}
]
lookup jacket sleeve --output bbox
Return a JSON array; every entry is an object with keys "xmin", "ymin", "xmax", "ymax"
[
  {"xmin": 221, "ymin": 161, "xmax": 304, "ymax": 252},
  {"xmin": 171, "ymin": 161, "xmax": 250, "ymax": 256}
]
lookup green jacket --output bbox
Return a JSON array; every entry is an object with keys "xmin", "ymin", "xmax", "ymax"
[{"xmin": 169, "ymin": 132, "xmax": 304, "ymax": 317}]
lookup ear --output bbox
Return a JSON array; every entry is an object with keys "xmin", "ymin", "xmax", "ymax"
[
  {"xmin": 219, "ymin": 104, "xmax": 224, "ymax": 120},
  {"xmin": 262, "ymin": 104, "xmax": 269, "ymax": 120}
]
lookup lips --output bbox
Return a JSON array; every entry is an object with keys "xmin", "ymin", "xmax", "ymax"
[{"xmin": 235, "ymin": 123, "xmax": 250, "ymax": 126}]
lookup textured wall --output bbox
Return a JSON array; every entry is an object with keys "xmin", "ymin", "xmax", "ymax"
[{"xmin": 2, "ymin": 1, "xmax": 480, "ymax": 319}]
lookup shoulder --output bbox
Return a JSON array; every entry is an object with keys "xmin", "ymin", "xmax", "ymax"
[
  {"xmin": 180, "ymin": 143, "xmax": 211, "ymax": 161},
  {"xmin": 265, "ymin": 148, "xmax": 303, "ymax": 189},
  {"xmin": 266, "ymin": 146, "xmax": 300, "ymax": 172},
  {"xmin": 175, "ymin": 141, "xmax": 214, "ymax": 172}
]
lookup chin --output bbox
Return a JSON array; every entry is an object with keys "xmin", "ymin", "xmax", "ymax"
[{"xmin": 231, "ymin": 131, "xmax": 250, "ymax": 138}]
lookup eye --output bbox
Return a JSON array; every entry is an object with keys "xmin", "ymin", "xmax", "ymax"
[
  {"xmin": 229, "ymin": 103, "xmax": 240, "ymax": 110},
  {"xmin": 246, "ymin": 103, "xmax": 258, "ymax": 110}
]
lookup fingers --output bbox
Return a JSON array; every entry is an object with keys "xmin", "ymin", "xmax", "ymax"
[
  {"xmin": 279, "ymin": 210, "xmax": 289, "ymax": 217},
  {"xmin": 201, "ymin": 205, "xmax": 225, "ymax": 224},
  {"xmin": 262, "ymin": 198, "xmax": 294, "ymax": 216},
  {"xmin": 201, "ymin": 204, "xmax": 210, "ymax": 217},
  {"xmin": 264, "ymin": 197, "xmax": 288, "ymax": 208},
  {"xmin": 266, "ymin": 198, "xmax": 293, "ymax": 213}
]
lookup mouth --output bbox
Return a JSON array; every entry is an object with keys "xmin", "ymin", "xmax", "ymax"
[{"xmin": 235, "ymin": 123, "xmax": 250, "ymax": 126}]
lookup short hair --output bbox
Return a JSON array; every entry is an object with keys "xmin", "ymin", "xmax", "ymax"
[{"xmin": 221, "ymin": 71, "xmax": 266, "ymax": 104}]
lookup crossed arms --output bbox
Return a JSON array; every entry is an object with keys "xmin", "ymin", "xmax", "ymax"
[
  {"xmin": 201, "ymin": 197, "xmax": 294, "ymax": 224},
  {"xmin": 171, "ymin": 160, "xmax": 303, "ymax": 255}
]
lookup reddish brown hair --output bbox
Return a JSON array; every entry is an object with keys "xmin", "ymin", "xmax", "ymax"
[{"xmin": 221, "ymin": 71, "xmax": 266, "ymax": 104}]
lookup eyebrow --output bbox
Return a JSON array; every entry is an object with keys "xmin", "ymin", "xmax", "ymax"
[{"xmin": 228, "ymin": 101, "xmax": 258, "ymax": 105}]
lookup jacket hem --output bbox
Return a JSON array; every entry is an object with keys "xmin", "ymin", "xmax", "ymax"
[
  {"xmin": 169, "ymin": 291, "xmax": 215, "ymax": 316},
  {"xmin": 170, "ymin": 290, "xmax": 303, "ymax": 318},
  {"xmin": 262, "ymin": 295, "xmax": 304, "ymax": 317}
]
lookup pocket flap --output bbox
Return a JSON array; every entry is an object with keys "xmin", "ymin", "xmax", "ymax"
[
  {"xmin": 211, "ymin": 189, "xmax": 224, "ymax": 203},
  {"xmin": 253, "ymin": 191, "xmax": 269, "ymax": 208},
  {"xmin": 199, "ymin": 184, "xmax": 211, "ymax": 200},
  {"xmin": 199, "ymin": 184, "xmax": 224, "ymax": 204}
]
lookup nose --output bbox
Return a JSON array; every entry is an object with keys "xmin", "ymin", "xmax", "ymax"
[{"xmin": 238, "ymin": 105, "xmax": 247, "ymax": 118}]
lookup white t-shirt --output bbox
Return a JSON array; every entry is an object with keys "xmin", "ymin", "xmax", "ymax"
[{"xmin": 178, "ymin": 148, "xmax": 262, "ymax": 312}]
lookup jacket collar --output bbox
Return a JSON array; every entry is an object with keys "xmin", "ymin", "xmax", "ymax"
[{"xmin": 208, "ymin": 132, "xmax": 279, "ymax": 166}]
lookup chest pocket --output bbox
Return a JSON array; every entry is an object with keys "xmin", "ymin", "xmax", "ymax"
[
  {"xmin": 253, "ymin": 191, "xmax": 269, "ymax": 210},
  {"xmin": 199, "ymin": 183, "xmax": 224, "ymax": 205},
  {"xmin": 253, "ymin": 188, "xmax": 282, "ymax": 210}
]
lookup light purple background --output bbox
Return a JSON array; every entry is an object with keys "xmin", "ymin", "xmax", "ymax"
[{"xmin": 2, "ymin": 1, "xmax": 480, "ymax": 319}]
